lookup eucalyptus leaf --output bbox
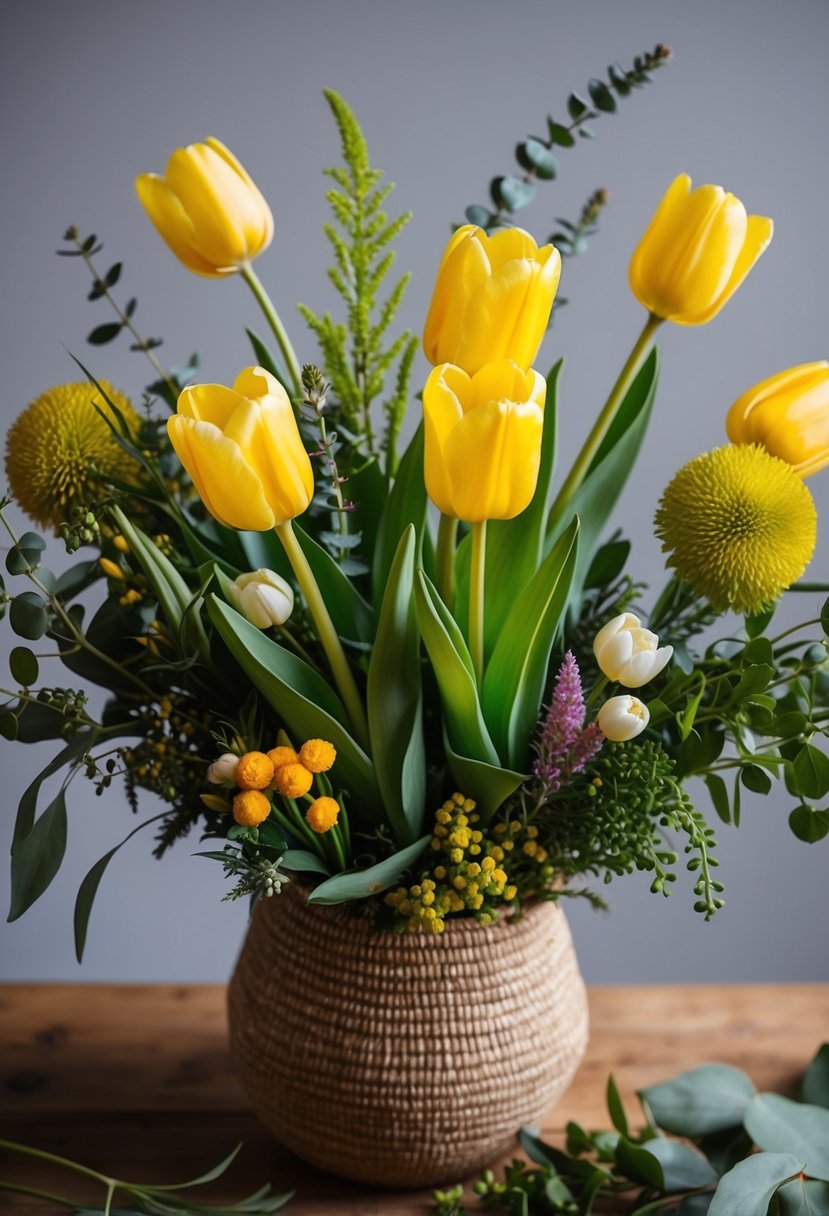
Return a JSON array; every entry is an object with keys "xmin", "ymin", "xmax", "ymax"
[
  {"xmin": 9, "ymin": 592, "xmax": 48, "ymax": 640},
  {"xmin": 743, "ymin": 1093, "xmax": 829, "ymax": 1180},
  {"xmin": 778, "ymin": 1178, "xmax": 829, "ymax": 1215},
  {"xmin": 801, "ymin": 1043, "xmax": 829, "ymax": 1108},
  {"xmin": 642, "ymin": 1138, "xmax": 718, "ymax": 1192},
  {"xmin": 492, "ymin": 175, "xmax": 536, "ymax": 212},
  {"xmin": 5, "ymin": 531, "xmax": 46, "ymax": 575},
  {"xmin": 639, "ymin": 1064, "xmax": 756, "ymax": 1137},
  {"xmin": 8, "ymin": 788, "xmax": 67, "ymax": 921},
  {"xmin": 606, "ymin": 1073, "xmax": 628, "ymax": 1135},
  {"xmin": 10, "ymin": 646, "xmax": 38, "ymax": 686},
  {"xmin": 707, "ymin": 1152, "xmax": 803, "ymax": 1216},
  {"xmin": 74, "ymin": 816, "xmax": 162, "ymax": 962},
  {"xmin": 307, "ymin": 835, "xmax": 430, "ymax": 904},
  {"xmin": 518, "ymin": 137, "xmax": 558, "ymax": 179}
]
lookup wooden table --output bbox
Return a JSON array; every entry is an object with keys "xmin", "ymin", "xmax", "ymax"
[{"xmin": 1, "ymin": 985, "xmax": 827, "ymax": 1213}]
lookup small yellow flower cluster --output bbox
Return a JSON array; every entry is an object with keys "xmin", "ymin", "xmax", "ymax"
[
  {"xmin": 385, "ymin": 793, "xmax": 518, "ymax": 934},
  {"xmin": 122, "ymin": 694, "xmax": 212, "ymax": 806},
  {"xmin": 208, "ymin": 738, "xmax": 340, "ymax": 834}
]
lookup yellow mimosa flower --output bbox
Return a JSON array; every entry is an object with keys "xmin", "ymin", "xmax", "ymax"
[
  {"xmin": 423, "ymin": 226, "xmax": 561, "ymax": 374},
  {"xmin": 726, "ymin": 361, "xmax": 829, "ymax": 477},
  {"xmin": 629, "ymin": 174, "xmax": 773, "ymax": 325},
  {"xmin": 167, "ymin": 366, "xmax": 313, "ymax": 531},
  {"xmin": 423, "ymin": 360, "xmax": 545, "ymax": 522},
  {"xmin": 136, "ymin": 138, "xmax": 273, "ymax": 277}
]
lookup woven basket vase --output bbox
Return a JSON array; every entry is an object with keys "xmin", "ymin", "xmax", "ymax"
[{"xmin": 227, "ymin": 880, "xmax": 589, "ymax": 1188}]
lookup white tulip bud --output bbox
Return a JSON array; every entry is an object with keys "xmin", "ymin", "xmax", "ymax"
[
  {"xmin": 593, "ymin": 611, "xmax": 672, "ymax": 688},
  {"xmin": 229, "ymin": 568, "xmax": 294, "ymax": 629},
  {"xmin": 207, "ymin": 752, "xmax": 240, "ymax": 784},
  {"xmin": 596, "ymin": 695, "xmax": 649, "ymax": 741}
]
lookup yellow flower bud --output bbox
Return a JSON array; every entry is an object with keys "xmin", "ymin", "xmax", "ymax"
[
  {"xmin": 135, "ymin": 138, "xmax": 273, "ymax": 277},
  {"xmin": 726, "ymin": 361, "xmax": 829, "ymax": 477},
  {"xmin": 596, "ymin": 695, "xmax": 649, "ymax": 742},
  {"xmin": 629, "ymin": 174, "xmax": 773, "ymax": 325},
  {"xmin": 423, "ymin": 226, "xmax": 561, "ymax": 374},
  {"xmin": 99, "ymin": 557, "xmax": 124, "ymax": 580},
  {"xmin": 167, "ymin": 366, "xmax": 314, "ymax": 532},
  {"xmin": 593, "ymin": 612, "xmax": 673, "ymax": 688},
  {"xmin": 423, "ymin": 360, "xmax": 545, "ymax": 522},
  {"xmin": 206, "ymin": 752, "xmax": 240, "ymax": 785}
]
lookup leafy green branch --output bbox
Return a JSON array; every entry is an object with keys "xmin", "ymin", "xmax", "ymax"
[
  {"xmin": 298, "ymin": 89, "xmax": 418, "ymax": 476},
  {"xmin": 435, "ymin": 1043, "xmax": 829, "ymax": 1215}
]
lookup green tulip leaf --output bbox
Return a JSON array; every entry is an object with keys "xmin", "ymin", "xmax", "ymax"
[
  {"xmin": 280, "ymin": 849, "xmax": 330, "ymax": 877},
  {"xmin": 208, "ymin": 596, "xmax": 382, "ymax": 820},
  {"xmin": 744, "ymin": 1093, "xmax": 829, "ymax": 1180},
  {"xmin": 307, "ymin": 834, "xmax": 431, "ymax": 904},
  {"xmin": 245, "ymin": 327, "xmax": 292, "ymax": 396},
  {"xmin": 414, "ymin": 571, "xmax": 500, "ymax": 766},
  {"xmin": 708, "ymin": 1153, "xmax": 804, "ymax": 1216},
  {"xmin": 481, "ymin": 517, "xmax": 579, "ymax": 769},
  {"xmin": 293, "ymin": 523, "xmax": 374, "ymax": 644},
  {"xmin": 348, "ymin": 457, "xmax": 388, "ymax": 568},
  {"xmin": 443, "ymin": 731, "xmax": 526, "ymax": 825},
  {"xmin": 639, "ymin": 1064, "xmax": 756, "ymax": 1138},
  {"xmin": 372, "ymin": 423, "xmax": 428, "ymax": 610},
  {"xmin": 367, "ymin": 527, "xmax": 425, "ymax": 845}
]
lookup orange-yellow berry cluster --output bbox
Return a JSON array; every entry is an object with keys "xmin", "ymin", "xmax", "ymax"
[
  {"xmin": 384, "ymin": 793, "xmax": 519, "ymax": 934},
  {"xmin": 222, "ymin": 739, "xmax": 338, "ymax": 828}
]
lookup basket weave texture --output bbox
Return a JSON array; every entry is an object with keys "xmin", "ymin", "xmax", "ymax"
[{"xmin": 228, "ymin": 880, "xmax": 589, "ymax": 1187}]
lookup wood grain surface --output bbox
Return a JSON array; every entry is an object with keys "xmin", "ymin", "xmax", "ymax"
[{"xmin": 1, "ymin": 984, "xmax": 827, "ymax": 1213}]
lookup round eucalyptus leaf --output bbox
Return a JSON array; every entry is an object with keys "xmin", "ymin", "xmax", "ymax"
[
  {"xmin": 589, "ymin": 78, "xmax": 617, "ymax": 111},
  {"xmin": 547, "ymin": 117, "xmax": 576, "ymax": 147},
  {"xmin": 608, "ymin": 63, "xmax": 632, "ymax": 96},
  {"xmin": 9, "ymin": 592, "xmax": 48, "ymax": 641},
  {"xmin": 517, "ymin": 138, "xmax": 558, "ymax": 180},
  {"xmin": 6, "ymin": 531, "xmax": 46, "ymax": 576},
  {"xmin": 0, "ymin": 712, "xmax": 19, "ymax": 741},
  {"xmin": 491, "ymin": 175, "xmax": 536, "ymax": 212},
  {"xmin": 10, "ymin": 646, "xmax": 39, "ymax": 687},
  {"xmin": 567, "ymin": 91, "xmax": 591, "ymax": 120},
  {"xmin": 789, "ymin": 805, "xmax": 829, "ymax": 843},
  {"xmin": 464, "ymin": 204, "xmax": 492, "ymax": 228}
]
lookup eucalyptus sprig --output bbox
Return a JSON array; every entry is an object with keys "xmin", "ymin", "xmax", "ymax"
[
  {"xmin": 435, "ymin": 1043, "xmax": 829, "ymax": 1215},
  {"xmin": 298, "ymin": 89, "xmax": 418, "ymax": 475},
  {"xmin": 460, "ymin": 43, "xmax": 672, "ymax": 236},
  {"xmin": 0, "ymin": 1138, "xmax": 292, "ymax": 1215}
]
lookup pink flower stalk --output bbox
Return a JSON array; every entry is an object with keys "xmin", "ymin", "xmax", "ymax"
[{"xmin": 534, "ymin": 651, "xmax": 603, "ymax": 794}]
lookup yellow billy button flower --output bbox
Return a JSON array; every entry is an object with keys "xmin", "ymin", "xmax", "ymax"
[
  {"xmin": 267, "ymin": 746, "xmax": 300, "ymax": 771},
  {"xmin": 726, "ymin": 361, "xmax": 829, "ymax": 478},
  {"xmin": 229, "ymin": 568, "xmax": 294, "ymax": 628},
  {"xmin": 273, "ymin": 763, "xmax": 313, "ymax": 799},
  {"xmin": 232, "ymin": 789, "xmax": 272, "ymax": 827},
  {"xmin": 593, "ymin": 612, "xmax": 673, "ymax": 688},
  {"xmin": 597, "ymin": 695, "xmax": 650, "ymax": 742},
  {"xmin": 167, "ymin": 366, "xmax": 314, "ymax": 532},
  {"xmin": 629, "ymin": 174, "xmax": 773, "ymax": 325},
  {"xmin": 135, "ymin": 138, "xmax": 273, "ymax": 277},
  {"xmin": 655, "ymin": 444, "xmax": 817, "ymax": 615},
  {"xmin": 423, "ymin": 225, "xmax": 561, "ymax": 375},
  {"xmin": 423, "ymin": 360, "xmax": 546, "ymax": 521},
  {"xmin": 299, "ymin": 739, "xmax": 336, "ymax": 774},
  {"xmin": 305, "ymin": 796, "xmax": 340, "ymax": 834},
  {"xmin": 235, "ymin": 751, "xmax": 275, "ymax": 791}
]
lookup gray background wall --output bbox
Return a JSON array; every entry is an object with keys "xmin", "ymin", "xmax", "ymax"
[{"xmin": 1, "ymin": 0, "xmax": 828, "ymax": 983}]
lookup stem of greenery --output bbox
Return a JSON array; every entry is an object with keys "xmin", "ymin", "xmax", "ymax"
[
  {"xmin": 0, "ymin": 1139, "xmax": 109, "ymax": 1186},
  {"xmin": 548, "ymin": 312, "xmax": 662, "ymax": 535},
  {"xmin": 436, "ymin": 514, "xmax": 459, "ymax": 612},
  {"xmin": 470, "ymin": 520, "xmax": 487, "ymax": 682},
  {"xmin": 275, "ymin": 520, "xmax": 369, "ymax": 749},
  {"xmin": 0, "ymin": 1181, "xmax": 77, "ymax": 1208},
  {"xmin": 240, "ymin": 262, "xmax": 303, "ymax": 398}
]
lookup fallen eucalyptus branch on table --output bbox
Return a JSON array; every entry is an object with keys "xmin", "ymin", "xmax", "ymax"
[
  {"xmin": 434, "ymin": 1044, "xmax": 829, "ymax": 1215},
  {"xmin": 0, "ymin": 1140, "xmax": 291, "ymax": 1215}
]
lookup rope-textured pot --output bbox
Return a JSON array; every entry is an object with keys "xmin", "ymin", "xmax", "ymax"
[{"xmin": 228, "ymin": 880, "xmax": 589, "ymax": 1187}]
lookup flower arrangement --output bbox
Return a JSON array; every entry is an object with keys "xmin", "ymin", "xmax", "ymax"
[{"xmin": 3, "ymin": 57, "xmax": 828, "ymax": 963}]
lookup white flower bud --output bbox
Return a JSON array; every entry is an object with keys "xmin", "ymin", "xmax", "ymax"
[
  {"xmin": 229, "ymin": 568, "xmax": 294, "ymax": 629},
  {"xmin": 593, "ymin": 611, "xmax": 672, "ymax": 688},
  {"xmin": 596, "ymin": 695, "xmax": 650, "ymax": 742},
  {"xmin": 207, "ymin": 752, "xmax": 240, "ymax": 784}
]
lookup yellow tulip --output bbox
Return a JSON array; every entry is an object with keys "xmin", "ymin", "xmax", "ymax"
[
  {"xmin": 726, "ymin": 361, "xmax": 829, "ymax": 477},
  {"xmin": 422, "ymin": 226, "xmax": 561, "ymax": 375},
  {"xmin": 423, "ymin": 360, "xmax": 546, "ymax": 522},
  {"xmin": 136, "ymin": 138, "xmax": 273, "ymax": 277},
  {"xmin": 167, "ymin": 366, "xmax": 313, "ymax": 531},
  {"xmin": 629, "ymin": 174, "xmax": 773, "ymax": 325}
]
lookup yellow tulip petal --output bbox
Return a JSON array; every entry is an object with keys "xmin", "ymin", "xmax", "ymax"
[
  {"xmin": 422, "ymin": 231, "xmax": 491, "ymax": 364},
  {"xmin": 445, "ymin": 399, "xmax": 543, "ymax": 521},
  {"xmin": 232, "ymin": 365, "xmax": 286, "ymax": 403},
  {"xmin": 177, "ymin": 382, "xmax": 245, "ymax": 428},
  {"xmin": 505, "ymin": 253, "xmax": 561, "ymax": 370},
  {"xmin": 206, "ymin": 137, "xmax": 274, "ymax": 251},
  {"xmin": 470, "ymin": 360, "xmax": 531, "ymax": 408},
  {"xmin": 165, "ymin": 144, "xmax": 263, "ymax": 269},
  {"xmin": 727, "ymin": 362, "xmax": 829, "ymax": 476},
  {"xmin": 457, "ymin": 258, "xmax": 544, "ymax": 372},
  {"xmin": 484, "ymin": 226, "xmax": 540, "ymax": 267},
  {"xmin": 135, "ymin": 174, "xmax": 225, "ymax": 278},
  {"xmin": 678, "ymin": 214, "xmax": 773, "ymax": 325},
  {"xmin": 167, "ymin": 417, "xmax": 275, "ymax": 530}
]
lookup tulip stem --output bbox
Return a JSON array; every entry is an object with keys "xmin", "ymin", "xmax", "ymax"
[
  {"xmin": 436, "ymin": 514, "xmax": 459, "ymax": 612},
  {"xmin": 548, "ymin": 312, "xmax": 663, "ymax": 536},
  {"xmin": 276, "ymin": 520, "xmax": 370, "ymax": 750},
  {"xmin": 241, "ymin": 263, "xmax": 304, "ymax": 399},
  {"xmin": 470, "ymin": 520, "xmax": 487, "ymax": 683}
]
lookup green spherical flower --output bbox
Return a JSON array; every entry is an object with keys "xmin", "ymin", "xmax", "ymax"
[
  {"xmin": 655, "ymin": 443, "xmax": 817, "ymax": 614},
  {"xmin": 5, "ymin": 381, "xmax": 141, "ymax": 530}
]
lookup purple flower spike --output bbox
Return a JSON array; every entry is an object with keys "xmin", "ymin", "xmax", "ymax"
[{"xmin": 533, "ymin": 652, "xmax": 603, "ymax": 795}]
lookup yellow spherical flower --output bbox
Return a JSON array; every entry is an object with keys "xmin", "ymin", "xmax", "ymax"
[
  {"xmin": 235, "ymin": 751, "xmax": 275, "ymax": 791},
  {"xmin": 272, "ymin": 762, "xmax": 313, "ymax": 799},
  {"xmin": 5, "ymin": 381, "xmax": 140, "ymax": 530},
  {"xmin": 232, "ymin": 789, "xmax": 272, "ymax": 826},
  {"xmin": 655, "ymin": 444, "xmax": 817, "ymax": 614},
  {"xmin": 267, "ymin": 745, "xmax": 300, "ymax": 771},
  {"xmin": 298, "ymin": 739, "xmax": 336, "ymax": 774},
  {"xmin": 305, "ymin": 796, "xmax": 340, "ymax": 833}
]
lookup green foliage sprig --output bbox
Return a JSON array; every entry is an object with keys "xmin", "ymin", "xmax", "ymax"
[
  {"xmin": 0, "ymin": 1138, "xmax": 292, "ymax": 1214},
  {"xmin": 298, "ymin": 89, "xmax": 418, "ymax": 476},
  {"xmin": 462, "ymin": 44, "xmax": 673, "ymax": 236},
  {"xmin": 434, "ymin": 1043, "xmax": 829, "ymax": 1215}
]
